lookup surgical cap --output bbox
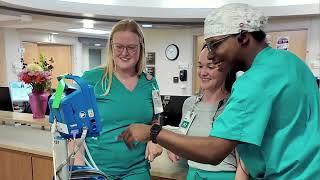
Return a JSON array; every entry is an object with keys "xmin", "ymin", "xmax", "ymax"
[{"xmin": 204, "ymin": 3, "xmax": 268, "ymax": 39}]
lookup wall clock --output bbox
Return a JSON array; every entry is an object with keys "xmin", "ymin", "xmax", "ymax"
[{"xmin": 165, "ymin": 44, "xmax": 179, "ymax": 61}]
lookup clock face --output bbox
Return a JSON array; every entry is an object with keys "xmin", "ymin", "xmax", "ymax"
[{"xmin": 165, "ymin": 44, "xmax": 179, "ymax": 61}]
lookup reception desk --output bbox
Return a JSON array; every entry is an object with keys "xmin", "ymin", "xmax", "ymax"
[
  {"xmin": 0, "ymin": 111, "xmax": 186, "ymax": 180},
  {"xmin": 0, "ymin": 111, "xmax": 52, "ymax": 180}
]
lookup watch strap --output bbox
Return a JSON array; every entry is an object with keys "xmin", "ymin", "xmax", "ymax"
[{"xmin": 150, "ymin": 124, "xmax": 162, "ymax": 144}]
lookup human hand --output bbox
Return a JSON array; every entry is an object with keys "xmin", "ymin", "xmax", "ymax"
[
  {"xmin": 167, "ymin": 150, "xmax": 180, "ymax": 163},
  {"xmin": 118, "ymin": 124, "xmax": 151, "ymax": 149},
  {"xmin": 145, "ymin": 141, "xmax": 163, "ymax": 162}
]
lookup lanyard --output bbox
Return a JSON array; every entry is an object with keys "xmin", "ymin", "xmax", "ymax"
[
  {"xmin": 190, "ymin": 94, "xmax": 204, "ymax": 115},
  {"xmin": 180, "ymin": 94, "xmax": 225, "ymax": 135}
]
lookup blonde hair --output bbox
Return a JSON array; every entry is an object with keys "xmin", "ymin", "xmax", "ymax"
[{"xmin": 102, "ymin": 19, "xmax": 146, "ymax": 95}]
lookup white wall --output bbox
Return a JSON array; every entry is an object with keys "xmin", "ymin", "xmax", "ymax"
[
  {"xmin": 0, "ymin": 28, "xmax": 21, "ymax": 86},
  {"xmin": 144, "ymin": 28, "xmax": 202, "ymax": 96},
  {"xmin": 0, "ymin": 29, "xmax": 6, "ymax": 86},
  {"xmin": 307, "ymin": 17, "xmax": 320, "ymax": 76}
]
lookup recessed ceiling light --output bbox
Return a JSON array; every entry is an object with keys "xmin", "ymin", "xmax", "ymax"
[
  {"xmin": 94, "ymin": 43, "xmax": 101, "ymax": 46},
  {"xmin": 82, "ymin": 19, "xmax": 94, "ymax": 29},
  {"xmin": 51, "ymin": 32, "xmax": 59, "ymax": 35},
  {"xmin": 142, "ymin": 24, "xmax": 152, "ymax": 28},
  {"xmin": 68, "ymin": 28, "xmax": 110, "ymax": 35}
]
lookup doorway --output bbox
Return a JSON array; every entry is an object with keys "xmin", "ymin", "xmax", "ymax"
[{"xmin": 22, "ymin": 42, "xmax": 72, "ymax": 89}]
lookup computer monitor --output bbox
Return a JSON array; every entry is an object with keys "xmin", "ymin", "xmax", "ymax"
[
  {"xmin": 0, "ymin": 87, "xmax": 13, "ymax": 111},
  {"xmin": 9, "ymin": 81, "xmax": 32, "ymax": 102},
  {"xmin": 161, "ymin": 95, "xmax": 190, "ymax": 127}
]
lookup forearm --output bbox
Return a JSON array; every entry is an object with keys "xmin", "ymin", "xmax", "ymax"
[
  {"xmin": 67, "ymin": 140, "xmax": 85, "ymax": 165},
  {"xmin": 235, "ymin": 158, "xmax": 249, "ymax": 180},
  {"xmin": 156, "ymin": 129, "xmax": 237, "ymax": 165}
]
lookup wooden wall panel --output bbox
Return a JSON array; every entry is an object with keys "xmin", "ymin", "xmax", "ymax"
[
  {"xmin": 267, "ymin": 29, "xmax": 307, "ymax": 60},
  {"xmin": 0, "ymin": 148, "xmax": 33, "ymax": 180},
  {"xmin": 192, "ymin": 35, "xmax": 205, "ymax": 94},
  {"xmin": 38, "ymin": 44, "xmax": 72, "ymax": 88},
  {"xmin": 23, "ymin": 43, "xmax": 72, "ymax": 89},
  {"xmin": 22, "ymin": 42, "xmax": 39, "ymax": 64},
  {"xmin": 32, "ymin": 156, "xmax": 54, "ymax": 180}
]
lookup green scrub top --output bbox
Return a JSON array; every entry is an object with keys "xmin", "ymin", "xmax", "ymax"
[
  {"xmin": 210, "ymin": 47, "xmax": 320, "ymax": 179},
  {"xmin": 82, "ymin": 67, "xmax": 158, "ymax": 177}
]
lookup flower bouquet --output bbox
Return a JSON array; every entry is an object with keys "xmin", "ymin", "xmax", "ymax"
[{"xmin": 18, "ymin": 54, "xmax": 54, "ymax": 118}]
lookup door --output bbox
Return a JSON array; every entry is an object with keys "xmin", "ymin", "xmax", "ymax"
[
  {"xmin": 22, "ymin": 42, "xmax": 39, "ymax": 64},
  {"xmin": 23, "ymin": 43, "xmax": 72, "ymax": 89},
  {"xmin": 89, "ymin": 48, "xmax": 102, "ymax": 69},
  {"xmin": 38, "ymin": 44, "xmax": 72, "ymax": 88},
  {"xmin": 192, "ymin": 35, "xmax": 205, "ymax": 94},
  {"xmin": 266, "ymin": 29, "xmax": 307, "ymax": 60}
]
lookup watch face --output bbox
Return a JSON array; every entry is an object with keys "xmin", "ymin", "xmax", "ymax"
[
  {"xmin": 165, "ymin": 44, "xmax": 179, "ymax": 61},
  {"xmin": 151, "ymin": 124, "xmax": 161, "ymax": 132}
]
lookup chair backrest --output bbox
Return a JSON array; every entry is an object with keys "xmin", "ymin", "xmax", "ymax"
[
  {"xmin": 0, "ymin": 87, "xmax": 13, "ymax": 112},
  {"xmin": 161, "ymin": 95, "xmax": 190, "ymax": 127}
]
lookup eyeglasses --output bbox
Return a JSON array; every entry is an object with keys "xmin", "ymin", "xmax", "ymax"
[
  {"xmin": 112, "ymin": 43, "xmax": 139, "ymax": 54},
  {"xmin": 206, "ymin": 35, "xmax": 233, "ymax": 53}
]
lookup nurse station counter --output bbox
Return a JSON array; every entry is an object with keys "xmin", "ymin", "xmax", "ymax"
[{"xmin": 0, "ymin": 111, "xmax": 186, "ymax": 180}]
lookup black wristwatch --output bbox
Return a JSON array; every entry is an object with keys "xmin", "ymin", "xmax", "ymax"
[{"xmin": 150, "ymin": 124, "xmax": 162, "ymax": 144}]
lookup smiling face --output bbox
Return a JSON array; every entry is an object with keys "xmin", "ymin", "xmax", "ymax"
[
  {"xmin": 197, "ymin": 48, "xmax": 228, "ymax": 91},
  {"xmin": 112, "ymin": 31, "xmax": 141, "ymax": 72},
  {"xmin": 205, "ymin": 33, "xmax": 250, "ymax": 72}
]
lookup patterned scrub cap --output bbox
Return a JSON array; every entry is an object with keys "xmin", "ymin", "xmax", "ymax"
[{"xmin": 204, "ymin": 3, "xmax": 268, "ymax": 39}]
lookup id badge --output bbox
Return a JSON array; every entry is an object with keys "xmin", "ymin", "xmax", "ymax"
[
  {"xmin": 152, "ymin": 90, "xmax": 163, "ymax": 114},
  {"xmin": 179, "ymin": 111, "xmax": 196, "ymax": 135}
]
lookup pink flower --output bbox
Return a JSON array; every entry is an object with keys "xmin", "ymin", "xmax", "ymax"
[{"xmin": 18, "ymin": 54, "xmax": 54, "ymax": 92}]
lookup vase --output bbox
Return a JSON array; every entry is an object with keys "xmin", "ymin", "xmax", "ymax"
[{"xmin": 29, "ymin": 91, "xmax": 49, "ymax": 119}]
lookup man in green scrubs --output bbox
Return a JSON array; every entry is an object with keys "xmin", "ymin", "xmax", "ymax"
[{"xmin": 119, "ymin": 3, "xmax": 320, "ymax": 179}]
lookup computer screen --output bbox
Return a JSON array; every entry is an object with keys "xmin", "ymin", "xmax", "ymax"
[
  {"xmin": 0, "ymin": 87, "xmax": 13, "ymax": 111},
  {"xmin": 9, "ymin": 81, "xmax": 32, "ymax": 102},
  {"xmin": 161, "ymin": 95, "xmax": 190, "ymax": 127}
]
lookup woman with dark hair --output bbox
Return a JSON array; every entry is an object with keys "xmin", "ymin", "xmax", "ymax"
[{"xmin": 166, "ymin": 46, "xmax": 247, "ymax": 180}]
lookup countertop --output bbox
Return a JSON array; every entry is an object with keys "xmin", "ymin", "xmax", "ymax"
[{"xmin": 0, "ymin": 110, "xmax": 52, "ymax": 157}]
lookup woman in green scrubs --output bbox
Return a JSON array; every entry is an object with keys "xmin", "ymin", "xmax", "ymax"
[{"xmin": 82, "ymin": 19, "xmax": 162, "ymax": 180}]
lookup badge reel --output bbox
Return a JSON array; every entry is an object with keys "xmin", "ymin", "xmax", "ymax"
[
  {"xmin": 179, "ymin": 111, "xmax": 196, "ymax": 135},
  {"xmin": 152, "ymin": 89, "xmax": 163, "ymax": 115}
]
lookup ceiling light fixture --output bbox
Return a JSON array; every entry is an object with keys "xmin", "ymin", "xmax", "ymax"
[
  {"xmin": 51, "ymin": 32, "xmax": 59, "ymax": 35},
  {"xmin": 68, "ymin": 28, "xmax": 110, "ymax": 35},
  {"xmin": 20, "ymin": 15, "xmax": 32, "ymax": 22},
  {"xmin": 82, "ymin": 19, "xmax": 94, "ymax": 29},
  {"xmin": 94, "ymin": 43, "xmax": 101, "ymax": 46},
  {"xmin": 142, "ymin": 24, "xmax": 153, "ymax": 28}
]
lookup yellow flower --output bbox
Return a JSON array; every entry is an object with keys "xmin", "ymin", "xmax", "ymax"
[{"xmin": 26, "ymin": 63, "xmax": 43, "ymax": 72}]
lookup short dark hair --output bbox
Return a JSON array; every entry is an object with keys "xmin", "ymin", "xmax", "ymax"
[
  {"xmin": 249, "ymin": 31, "xmax": 266, "ymax": 42},
  {"xmin": 202, "ymin": 43, "xmax": 208, "ymax": 50}
]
